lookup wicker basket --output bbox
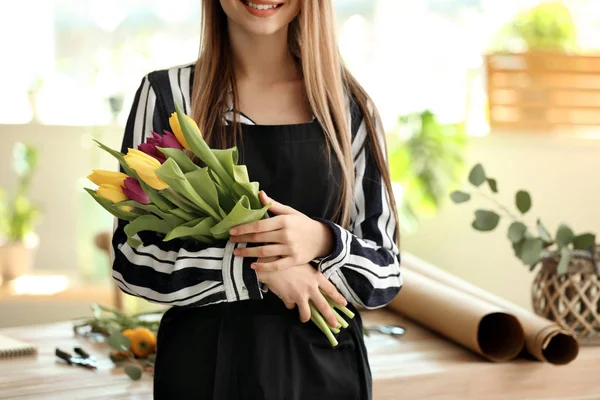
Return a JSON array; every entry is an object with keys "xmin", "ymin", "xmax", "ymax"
[{"xmin": 532, "ymin": 249, "xmax": 600, "ymax": 345}]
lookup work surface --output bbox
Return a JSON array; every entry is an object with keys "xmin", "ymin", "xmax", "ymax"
[{"xmin": 0, "ymin": 309, "xmax": 598, "ymax": 400}]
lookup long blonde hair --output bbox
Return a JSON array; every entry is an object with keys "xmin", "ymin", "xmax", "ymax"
[{"xmin": 191, "ymin": 0, "xmax": 399, "ymax": 246}]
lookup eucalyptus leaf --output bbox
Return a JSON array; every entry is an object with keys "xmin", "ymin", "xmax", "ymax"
[
  {"xmin": 512, "ymin": 239, "xmax": 524, "ymax": 259},
  {"xmin": 486, "ymin": 178, "xmax": 498, "ymax": 193},
  {"xmin": 146, "ymin": 354, "xmax": 157, "ymax": 364},
  {"xmin": 124, "ymin": 365, "xmax": 142, "ymax": 381},
  {"xmin": 516, "ymin": 190, "xmax": 532, "ymax": 214},
  {"xmin": 557, "ymin": 247, "xmax": 571, "ymax": 275},
  {"xmin": 210, "ymin": 196, "xmax": 271, "ymax": 240},
  {"xmin": 556, "ymin": 224, "xmax": 575, "ymax": 247},
  {"xmin": 450, "ymin": 191, "xmax": 471, "ymax": 203},
  {"xmin": 536, "ymin": 219, "xmax": 553, "ymax": 244},
  {"xmin": 507, "ymin": 222, "xmax": 527, "ymax": 243},
  {"xmin": 468, "ymin": 164, "xmax": 486, "ymax": 187},
  {"xmin": 573, "ymin": 233, "xmax": 595, "ymax": 250},
  {"xmin": 520, "ymin": 238, "xmax": 543, "ymax": 265},
  {"xmin": 471, "ymin": 210, "xmax": 500, "ymax": 232},
  {"xmin": 108, "ymin": 331, "xmax": 131, "ymax": 353}
]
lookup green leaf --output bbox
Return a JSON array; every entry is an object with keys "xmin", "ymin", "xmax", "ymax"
[
  {"xmin": 164, "ymin": 217, "xmax": 217, "ymax": 241},
  {"xmin": 516, "ymin": 190, "xmax": 532, "ymax": 214},
  {"xmin": 507, "ymin": 222, "xmax": 527, "ymax": 243},
  {"xmin": 146, "ymin": 354, "xmax": 156, "ymax": 364},
  {"xmin": 450, "ymin": 191, "xmax": 471, "ymax": 203},
  {"xmin": 109, "ymin": 352, "xmax": 127, "ymax": 363},
  {"xmin": 512, "ymin": 239, "xmax": 524, "ymax": 260},
  {"xmin": 185, "ymin": 167, "xmax": 225, "ymax": 218},
  {"xmin": 520, "ymin": 238, "xmax": 543, "ymax": 265},
  {"xmin": 536, "ymin": 219, "xmax": 553, "ymax": 244},
  {"xmin": 471, "ymin": 210, "xmax": 500, "ymax": 231},
  {"xmin": 156, "ymin": 147, "xmax": 199, "ymax": 173},
  {"xmin": 123, "ymin": 215, "xmax": 181, "ymax": 247},
  {"xmin": 108, "ymin": 331, "xmax": 131, "ymax": 353},
  {"xmin": 573, "ymin": 233, "xmax": 595, "ymax": 250},
  {"xmin": 210, "ymin": 196, "xmax": 271, "ymax": 240},
  {"xmin": 160, "ymin": 190, "xmax": 198, "ymax": 213},
  {"xmin": 155, "ymin": 158, "xmax": 222, "ymax": 221},
  {"xmin": 556, "ymin": 224, "xmax": 575, "ymax": 247},
  {"xmin": 557, "ymin": 247, "xmax": 571, "ymax": 275},
  {"xmin": 486, "ymin": 178, "xmax": 498, "ymax": 193},
  {"xmin": 85, "ymin": 188, "xmax": 140, "ymax": 221},
  {"xmin": 124, "ymin": 365, "xmax": 142, "ymax": 381},
  {"xmin": 468, "ymin": 164, "xmax": 486, "ymax": 187}
]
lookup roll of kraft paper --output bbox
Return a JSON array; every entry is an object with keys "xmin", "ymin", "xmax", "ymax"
[
  {"xmin": 401, "ymin": 253, "xmax": 579, "ymax": 365},
  {"xmin": 388, "ymin": 268, "xmax": 525, "ymax": 362}
]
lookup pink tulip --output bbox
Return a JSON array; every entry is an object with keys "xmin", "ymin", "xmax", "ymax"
[
  {"xmin": 137, "ymin": 131, "xmax": 183, "ymax": 163},
  {"xmin": 122, "ymin": 177, "xmax": 150, "ymax": 205}
]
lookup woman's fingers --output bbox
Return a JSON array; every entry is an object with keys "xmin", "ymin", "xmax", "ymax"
[
  {"xmin": 233, "ymin": 244, "xmax": 289, "ymax": 259},
  {"xmin": 311, "ymin": 289, "xmax": 339, "ymax": 328},
  {"xmin": 297, "ymin": 299, "xmax": 311, "ymax": 323},
  {"xmin": 260, "ymin": 191, "xmax": 298, "ymax": 215},
  {"xmin": 229, "ymin": 230, "xmax": 282, "ymax": 244},
  {"xmin": 229, "ymin": 216, "xmax": 285, "ymax": 236},
  {"xmin": 318, "ymin": 275, "xmax": 348, "ymax": 307},
  {"xmin": 251, "ymin": 257, "xmax": 294, "ymax": 272}
]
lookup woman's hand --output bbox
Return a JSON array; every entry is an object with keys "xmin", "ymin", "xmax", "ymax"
[
  {"xmin": 230, "ymin": 191, "xmax": 334, "ymax": 272},
  {"xmin": 257, "ymin": 263, "xmax": 347, "ymax": 328}
]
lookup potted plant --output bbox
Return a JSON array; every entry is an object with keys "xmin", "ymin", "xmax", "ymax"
[
  {"xmin": 0, "ymin": 143, "xmax": 41, "ymax": 283},
  {"xmin": 387, "ymin": 110, "xmax": 468, "ymax": 232},
  {"xmin": 450, "ymin": 164, "xmax": 600, "ymax": 341},
  {"xmin": 485, "ymin": 1, "xmax": 600, "ymax": 132}
]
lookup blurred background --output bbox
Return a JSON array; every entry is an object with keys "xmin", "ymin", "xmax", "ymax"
[{"xmin": 1, "ymin": 0, "xmax": 599, "ymax": 327}]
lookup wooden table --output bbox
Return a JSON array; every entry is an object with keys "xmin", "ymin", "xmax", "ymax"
[{"xmin": 0, "ymin": 310, "xmax": 599, "ymax": 400}]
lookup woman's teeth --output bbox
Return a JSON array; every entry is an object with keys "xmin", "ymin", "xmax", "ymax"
[{"xmin": 245, "ymin": 1, "xmax": 279, "ymax": 10}]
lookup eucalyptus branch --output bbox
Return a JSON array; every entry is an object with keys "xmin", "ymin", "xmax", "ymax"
[{"xmin": 475, "ymin": 189, "xmax": 523, "ymax": 222}]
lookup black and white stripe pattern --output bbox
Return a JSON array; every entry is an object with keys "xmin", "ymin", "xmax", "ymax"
[{"xmin": 111, "ymin": 64, "xmax": 402, "ymax": 309}]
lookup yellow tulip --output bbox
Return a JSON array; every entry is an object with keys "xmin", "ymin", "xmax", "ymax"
[
  {"xmin": 169, "ymin": 112, "xmax": 201, "ymax": 151},
  {"xmin": 87, "ymin": 170, "xmax": 128, "ymax": 187},
  {"xmin": 96, "ymin": 184, "xmax": 132, "ymax": 212},
  {"xmin": 124, "ymin": 149, "xmax": 168, "ymax": 190}
]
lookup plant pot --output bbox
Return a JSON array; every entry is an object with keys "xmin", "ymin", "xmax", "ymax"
[
  {"xmin": 531, "ymin": 249, "xmax": 600, "ymax": 344},
  {"xmin": 0, "ymin": 236, "xmax": 39, "ymax": 283}
]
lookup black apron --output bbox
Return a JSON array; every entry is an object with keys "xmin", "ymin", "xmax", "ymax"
[{"xmin": 153, "ymin": 121, "xmax": 372, "ymax": 400}]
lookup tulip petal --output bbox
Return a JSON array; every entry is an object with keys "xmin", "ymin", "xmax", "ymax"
[
  {"xmin": 123, "ymin": 177, "xmax": 150, "ymax": 205},
  {"xmin": 87, "ymin": 170, "xmax": 128, "ymax": 187}
]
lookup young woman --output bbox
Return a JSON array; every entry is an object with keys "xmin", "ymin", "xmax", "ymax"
[{"xmin": 111, "ymin": 0, "xmax": 402, "ymax": 399}]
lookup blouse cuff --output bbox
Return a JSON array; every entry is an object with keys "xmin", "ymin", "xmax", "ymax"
[
  {"xmin": 222, "ymin": 241, "xmax": 263, "ymax": 301},
  {"xmin": 314, "ymin": 219, "xmax": 351, "ymax": 278}
]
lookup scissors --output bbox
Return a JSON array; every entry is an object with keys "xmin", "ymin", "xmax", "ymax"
[
  {"xmin": 365, "ymin": 325, "xmax": 405, "ymax": 336},
  {"xmin": 55, "ymin": 346, "xmax": 98, "ymax": 370}
]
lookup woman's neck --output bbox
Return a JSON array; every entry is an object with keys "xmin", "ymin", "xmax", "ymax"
[{"xmin": 228, "ymin": 23, "xmax": 300, "ymax": 84}]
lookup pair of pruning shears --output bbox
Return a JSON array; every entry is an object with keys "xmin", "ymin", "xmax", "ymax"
[{"xmin": 55, "ymin": 346, "xmax": 98, "ymax": 370}]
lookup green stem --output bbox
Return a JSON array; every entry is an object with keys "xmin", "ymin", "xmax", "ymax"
[
  {"xmin": 310, "ymin": 303, "xmax": 338, "ymax": 347},
  {"xmin": 332, "ymin": 309, "xmax": 349, "ymax": 329},
  {"xmin": 475, "ymin": 190, "xmax": 521, "ymax": 221},
  {"xmin": 322, "ymin": 292, "xmax": 355, "ymax": 319}
]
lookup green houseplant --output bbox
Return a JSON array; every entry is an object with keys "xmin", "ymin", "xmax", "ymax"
[
  {"xmin": 0, "ymin": 143, "xmax": 41, "ymax": 282},
  {"xmin": 450, "ymin": 164, "xmax": 600, "ymax": 339},
  {"xmin": 388, "ymin": 110, "xmax": 468, "ymax": 232}
]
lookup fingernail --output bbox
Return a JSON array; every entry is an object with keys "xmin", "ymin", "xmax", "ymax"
[{"xmin": 251, "ymin": 264, "xmax": 257, "ymax": 270}]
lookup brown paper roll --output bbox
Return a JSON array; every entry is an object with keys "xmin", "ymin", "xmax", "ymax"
[
  {"xmin": 388, "ymin": 268, "xmax": 525, "ymax": 362},
  {"xmin": 401, "ymin": 253, "xmax": 579, "ymax": 365}
]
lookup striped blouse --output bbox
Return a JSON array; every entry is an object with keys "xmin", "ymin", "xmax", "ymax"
[{"xmin": 111, "ymin": 63, "xmax": 402, "ymax": 310}]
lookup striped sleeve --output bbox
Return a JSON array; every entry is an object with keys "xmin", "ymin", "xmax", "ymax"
[
  {"xmin": 316, "ymin": 99, "xmax": 402, "ymax": 309},
  {"xmin": 111, "ymin": 72, "xmax": 263, "ymax": 307}
]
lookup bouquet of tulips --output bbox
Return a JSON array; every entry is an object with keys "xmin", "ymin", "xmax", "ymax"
[{"xmin": 87, "ymin": 105, "xmax": 353, "ymax": 346}]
